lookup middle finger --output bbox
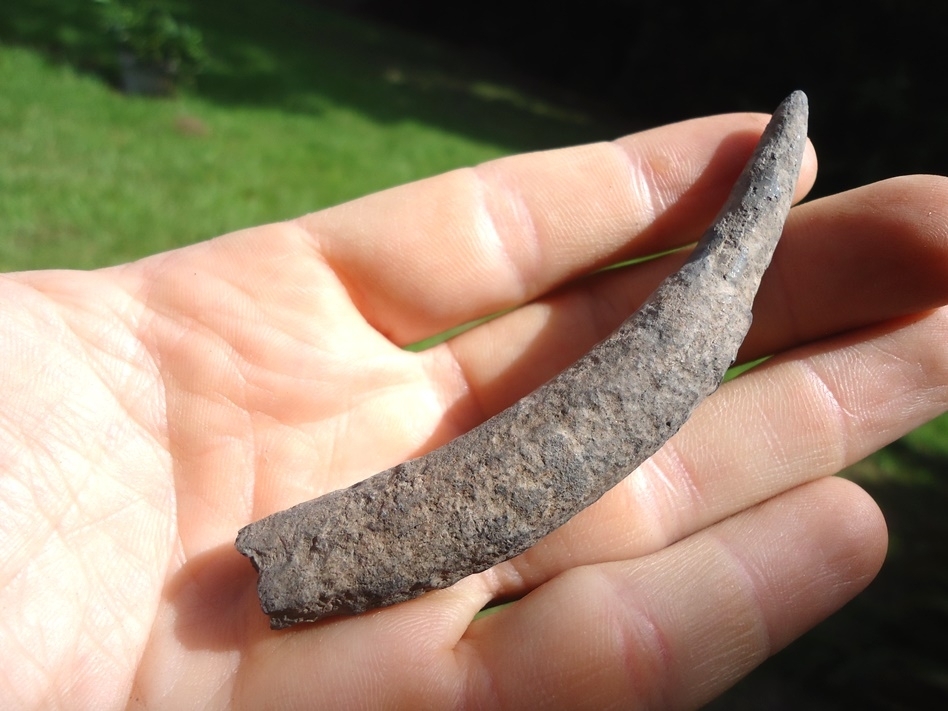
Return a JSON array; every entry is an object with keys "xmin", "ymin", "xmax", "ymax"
[{"xmin": 443, "ymin": 176, "xmax": 948, "ymax": 420}]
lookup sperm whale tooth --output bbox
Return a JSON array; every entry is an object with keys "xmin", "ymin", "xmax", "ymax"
[{"xmin": 236, "ymin": 91, "xmax": 809, "ymax": 629}]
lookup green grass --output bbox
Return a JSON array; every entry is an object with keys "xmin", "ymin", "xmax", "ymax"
[
  {"xmin": 0, "ymin": 0, "xmax": 613, "ymax": 271},
  {"xmin": 2, "ymin": 1, "xmax": 947, "ymax": 707}
]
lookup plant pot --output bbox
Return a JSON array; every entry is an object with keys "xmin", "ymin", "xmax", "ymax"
[{"xmin": 118, "ymin": 50, "xmax": 177, "ymax": 96}]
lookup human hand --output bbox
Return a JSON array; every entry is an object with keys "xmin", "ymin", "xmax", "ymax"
[{"xmin": 1, "ymin": 110, "xmax": 946, "ymax": 710}]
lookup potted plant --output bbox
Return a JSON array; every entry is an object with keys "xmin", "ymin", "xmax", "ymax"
[{"xmin": 94, "ymin": 0, "xmax": 207, "ymax": 96}]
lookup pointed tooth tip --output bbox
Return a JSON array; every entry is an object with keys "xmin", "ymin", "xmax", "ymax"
[{"xmin": 782, "ymin": 90, "xmax": 808, "ymax": 114}]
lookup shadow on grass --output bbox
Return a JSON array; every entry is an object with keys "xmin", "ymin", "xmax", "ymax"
[{"xmin": 0, "ymin": 0, "xmax": 625, "ymax": 154}]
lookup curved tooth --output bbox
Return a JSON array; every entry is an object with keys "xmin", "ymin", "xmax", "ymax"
[{"xmin": 236, "ymin": 91, "xmax": 809, "ymax": 629}]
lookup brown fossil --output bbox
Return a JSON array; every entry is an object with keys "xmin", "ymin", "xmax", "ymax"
[{"xmin": 236, "ymin": 91, "xmax": 809, "ymax": 629}]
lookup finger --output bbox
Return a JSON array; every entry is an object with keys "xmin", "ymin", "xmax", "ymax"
[
  {"xmin": 443, "ymin": 175, "xmax": 948, "ymax": 419},
  {"xmin": 460, "ymin": 477, "xmax": 887, "ymax": 710},
  {"xmin": 235, "ymin": 574, "xmax": 489, "ymax": 710},
  {"xmin": 477, "ymin": 304, "xmax": 947, "ymax": 599},
  {"xmin": 746, "ymin": 173, "xmax": 948, "ymax": 358},
  {"xmin": 298, "ymin": 112, "xmax": 816, "ymax": 344}
]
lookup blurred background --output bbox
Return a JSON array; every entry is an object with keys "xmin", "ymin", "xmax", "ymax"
[{"xmin": 1, "ymin": 1, "xmax": 945, "ymax": 707}]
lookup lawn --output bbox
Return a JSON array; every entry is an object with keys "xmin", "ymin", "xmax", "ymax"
[
  {"xmin": 1, "ymin": 1, "xmax": 946, "ymax": 707},
  {"xmin": 0, "ymin": 0, "xmax": 613, "ymax": 271}
]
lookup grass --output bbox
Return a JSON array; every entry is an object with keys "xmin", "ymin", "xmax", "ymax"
[
  {"xmin": 2, "ymin": 1, "xmax": 947, "ymax": 707},
  {"xmin": 0, "ymin": 0, "xmax": 614, "ymax": 271}
]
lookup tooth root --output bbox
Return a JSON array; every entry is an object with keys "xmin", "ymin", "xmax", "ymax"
[{"xmin": 236, "ymin": 91, "xmax": 809, "ymax": 629}]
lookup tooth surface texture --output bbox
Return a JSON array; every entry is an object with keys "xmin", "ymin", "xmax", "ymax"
[{"xmin": 236, "ymin": 92, "xmax": 809, "ymax": 629}]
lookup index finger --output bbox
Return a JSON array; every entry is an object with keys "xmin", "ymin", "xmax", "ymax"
[{"xmin": 297, "ymin": 112, "xmax": 817, "ymax": 345}]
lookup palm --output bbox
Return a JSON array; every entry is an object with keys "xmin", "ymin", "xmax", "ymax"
[{"xmin": 2, "ymin": 112, "xmax": 946, "ymax": 710}]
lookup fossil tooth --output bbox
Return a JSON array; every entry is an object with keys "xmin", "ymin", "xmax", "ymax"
[{"xmin": 236, "ymin": 91, "xmax": 809, "ymax": 629}]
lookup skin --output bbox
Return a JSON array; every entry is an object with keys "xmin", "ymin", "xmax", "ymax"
[
  {"xmin": 237, "ymin": 93, "xmax": 809, "ymax": 629},
  {"xmin": 0, "ymin": 110, "xmax": 946, "ymax": 710}
]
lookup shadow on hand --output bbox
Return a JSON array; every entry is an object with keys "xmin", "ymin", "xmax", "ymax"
[{"xmin": 166, "ymin": 541, "xmax": 271, "ymax": 650}]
